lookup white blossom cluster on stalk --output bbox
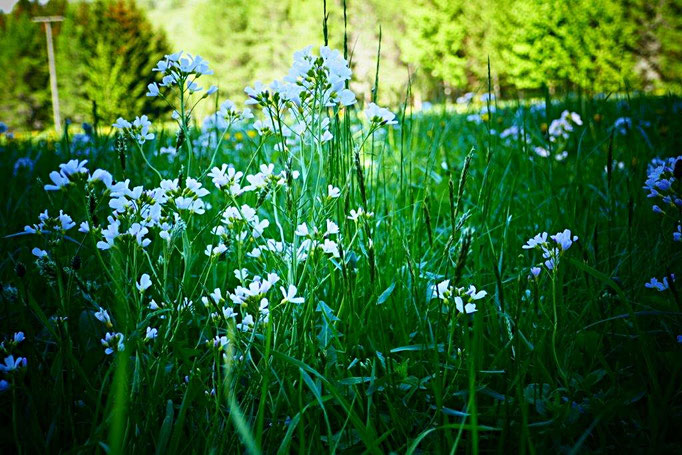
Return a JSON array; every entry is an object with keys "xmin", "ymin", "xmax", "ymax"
[
  {"xmin": 0, "ymin": 331, "xmax": 27, "ymax": 390},
  {"xmin": 242, "ymin": 45, "xmax": 395, "ymax": 156},
  {"xmin": 200, "ymin": 271, "xmax": 304, "ymax": 335},
  {"xmin": 642, "ymin": 156, "xmax": 681, "ymax": 290},
  {"xmin": 147, "ymin": 51, "xmax": 216, "ymax": 100},
  {"xmin": 24, "ymin": 209, "xmax": 76, "ymax": 234},
  {"xmin": 101, "ymin": 332, "xmax": 125, "ymax": 355},
  {"xmin": 522, "ymin": 229, "xmax": 579, "ymax": 276},
  {"xmin": 113, "ymin": 115, "xmax": 155, "ymax": 145},
  {"xmin": 429, "ymin": 280, "xmax": 487, "ymax": 314},
  {"xmin": 548, "ymin": 110, "xmax": 582, "ymax": 142},
  {"xmin": 643, "ymin": 156, "xmax": 682, "ymax": 217}
]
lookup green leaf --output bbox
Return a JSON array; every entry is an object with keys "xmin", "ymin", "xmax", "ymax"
[{"xmin": 377, "ymin": 281, "xmax": 396, "ymax": 305}]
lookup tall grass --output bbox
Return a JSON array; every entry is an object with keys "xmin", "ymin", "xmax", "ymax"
[{"xmin": 0, "ymin": 15, "xmax": 681, "ymax": 455}]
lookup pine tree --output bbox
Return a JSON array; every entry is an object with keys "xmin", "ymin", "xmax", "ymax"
[{"xmin": 56, "ymin": 0, "xmax": 170, "ymax": 124}]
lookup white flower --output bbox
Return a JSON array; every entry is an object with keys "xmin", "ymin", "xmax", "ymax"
[
  {"xmin": 465, "ymin": 285, "xmax": 487, "ymax": 300},
  {"xmin": 430, "ymin": 280, "xmax": 451, "ymax": 300},
  {"xmin": 295, "ymin": 223, "xmax": 310, "ymax": 237},
  {"xmin": 32, "ymin": 248, "xmax": 47, "ymax": 258},
  {"xmin": 0, "ymin": 355, "xmax": 27, "ymax": 372},
  {"xmin": 44, "ymin": 170, "xmax": 70, "ymax": 191},
  {"xmin": 454, "ymin": 296, "xmax": 478, "ymax": 314},
  {"xmin": 79, "ymin": 221, "xmax": 90, "ymax": 233},
  {"xmin": 128, "ymin": 223, "xmax": 151, "ymax": 248},
  {"xmin": 97, "ymin": 217, "xmax": 121, "ymax": 250},
  {"xmin": 321, "ymin": 130, "xmax": 333, "ymax": 142},
  {"xmin": 210, "ymin": 288, "xmax": 223, "ymax": 304},
  {"xmin": 522, "ymin": 232, "xmax": 548, "ymax": 250},
  {"xmin": 327, "ymin": 185, "xmax": 341, "ymax": 198},
  {"xmin": 551, "ymin": 229, "xmax": 578, "ymax": 251},
  {"xmin": 145, "ymin": 327, "xmax": 158, "ymax": 341},
  {"xmin": 94, "ymin": 307, "xmax": 112, "ymax": 326},
  {"xmin": 280, "ymin": 284, "xmax": 304, "ymax": 305},
  {"xmin": 348, "ymin": 208, "xmax": 364, "ymax": 221},
  {"xmin": 320, "ymin": 239, "xmax": 340, "ymax": 257},
  {"xmin": 222, "ymin": 306, "xmax": 237, "ymax": 319},
  {"xmin": 325, "ymin": 220, "xmax": 339, "ymax": 236},
  {"xmin": 364, "ymin": 102, "xmax": 397, "ymax": 126},
  {"xmin": 244, "ymin": 81, "xmax": 268, "ymax": 104},
  {"xmin": 534, "ymin": 147, "xmax": 550, "ymax": 158},
  {"xmin": 101, "ymin": 332, "xmax": 125, "ymax": 355},
  {"xmin": 113, "ymin": 118, "xmax": 132, "ymax": 129},
  {"xmin": 234, "ymin": 268, "xmax": 249, "ymax": 281},
  {"xmin": 337, "ymin": 89, "xmax": 356, "ymax": 106},
  {"xmin": 205, "ymin": 243, "xmax": 227, "ymax": 257},
  {"xmin": 136, "ymin": 273, "xmax": 152, "ymax": 292},
  {"xmin": 57, "ymin": 210, "xmax": 76, "ymax": 231},
  {"xmin": 146, "ymin": 83, "xmax": 160, "ymax": 97},
  {"xmin": 236, "ymin": 314, "xmax": 255, "ymax": 331}
]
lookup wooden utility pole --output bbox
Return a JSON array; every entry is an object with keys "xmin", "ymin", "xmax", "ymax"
[{"xmin": 32, "ymin": 16, "xmax": 64, "ymax": 133}]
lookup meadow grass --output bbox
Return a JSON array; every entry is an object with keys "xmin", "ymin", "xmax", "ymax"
[{"xmin": 0, "ymin": 48, "xmax": 681, "ymax": 454}]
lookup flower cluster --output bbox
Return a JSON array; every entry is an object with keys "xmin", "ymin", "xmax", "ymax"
[
  {"xmin": 645, "ymin": 275, "xmax": 676, "ymax": 292},
  {"xmin": 101, "ymin": 332, "xmax": 125, "ymax": 355},
  {"xmin": 643, "ymin": 155, "xmax": 680, "ymax": 290},
  {"xmin": 243, "ymin": 45, "xmax": 394, "ymax": 153},
  {"xmin": 113, "ymin": 115, "xmax": 156, "ymax": 145},
  {"xmin": 522, "ymin": 229, "xmax": 579, "ymax": 275},
  {"xmin": 429, "ymin": 280, "xmax": 487, "ymax": 314},
  {"xmin": 0, "ymin": 331, "xmax": 26, "ymax": 391},
  {"xmin": 13, "ymin": 46, "xmax": 390, "ymax": 382},
  {"xmin": 202, "ymin": 100, "xmax": 254, "ymax": 132},
  {"xmin": 202, "ymin": 271, "xmax": 303, "ymax": 333},
  {"xmin": 207, "ymin": 162, "xmax": 297, "ymax": 197},
  {"xmin": 147, "ymin": 51, "xmax": 216, "ymax": 99},
  {"xmin": 548, "ymin": 110, "xmax": 582, "ymax": 142},
  {"xmin": 294, "ymin": 219, "xmax": 341, "ymax": 258},
  {"xmin": 643, "ymin": 156, "xmax": 682, "ymax": 216},
  {"xmin": 95, "ymin": 175, "xmax": 211, "ymax": 251}
]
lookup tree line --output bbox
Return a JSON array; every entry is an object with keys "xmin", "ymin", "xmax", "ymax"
[{"xmin": 2, "ymin": 0, "xmax": 680, "ymax": 130}]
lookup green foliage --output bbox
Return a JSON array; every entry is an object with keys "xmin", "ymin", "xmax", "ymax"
[
  {"xmin": 56, "ymin": 0, "xmax": 171, "ymax": 125},
  {"xmin": 402, "ymin": 0, "xmax": 468, "ymax": 89},
  {"xmin": 0, "ymin": 11, "xmax": 50, "ymax": 130},
  {"xmin": 498, "ymin": 0, "xmax": 637, "ymax": 92}
]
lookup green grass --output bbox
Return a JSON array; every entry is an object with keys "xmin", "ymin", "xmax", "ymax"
[{"xmin": 1, "ymin": 89, "xmax": 681, "ymax": 454}]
